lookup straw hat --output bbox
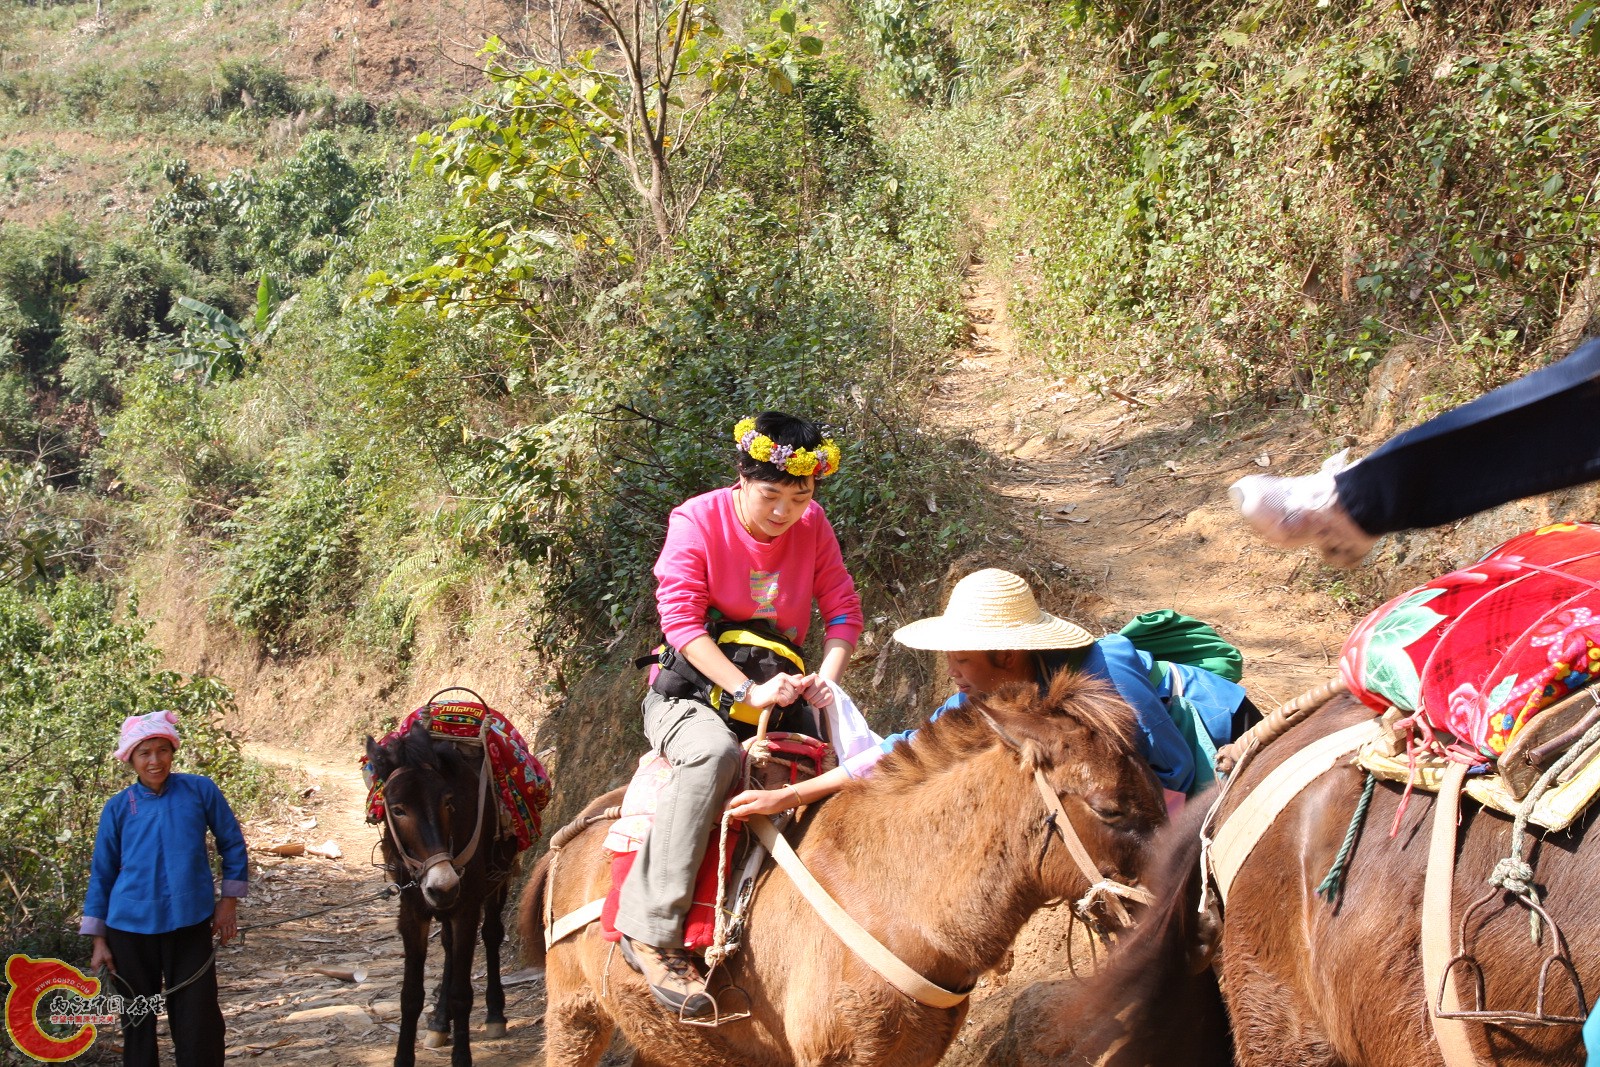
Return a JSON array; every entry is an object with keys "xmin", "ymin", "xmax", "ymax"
[{"xmin": 893, "ymin": 568, "xmax": 1095, "ymax": 652}]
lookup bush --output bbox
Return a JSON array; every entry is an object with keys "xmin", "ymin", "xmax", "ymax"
[
  {"xmin": 216, "ymin": 449, "xmax": 367, "ymax": 652},
  {"xmin": 0, "ymin": 576, "xmax": 269, "ymax": 957}
]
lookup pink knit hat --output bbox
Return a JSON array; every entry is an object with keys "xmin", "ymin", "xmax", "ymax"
[{"xmin": 114, "ymin": 710, "xmax": 181, "ymax": 762}]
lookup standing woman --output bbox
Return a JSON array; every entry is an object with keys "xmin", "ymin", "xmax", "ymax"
[
  {"xmin": 81, "ymin": 710, "xmax": 248, "ymax": 1067},
  {"xmin": 615, "ymin": 411, "xmax": 863, "ymax": 1018}
]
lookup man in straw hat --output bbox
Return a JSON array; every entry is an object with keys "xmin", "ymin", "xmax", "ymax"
[{"xmin": 727, "ymin": 568, "xmax": 1256, "ymax": 819}]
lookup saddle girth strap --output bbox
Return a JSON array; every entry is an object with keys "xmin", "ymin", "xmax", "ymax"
[
  {"xmin": 1422, "ymin": 763, "xmax": 1485, "ymax": 1067},
  {"xmin": 1207, "ymin": 718, "xmax": 1384, "ymax": 904},
  {"xmin": 746, "ymin": 814, "xmax": 968, "ymax": 1010}
]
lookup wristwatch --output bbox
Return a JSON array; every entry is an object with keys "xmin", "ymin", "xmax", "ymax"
[{"xmin": 730, "ymin": 678, "xmax": 754, "ymax": 705}]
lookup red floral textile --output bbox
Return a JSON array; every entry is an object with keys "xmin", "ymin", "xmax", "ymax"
[
  {"xmin": 365, "ymin": 701, "xmax": 551, "ymax": 851},
  {"xmin": 1340, "ymin": 523, "xmax": 1600, "ymax": 760}
]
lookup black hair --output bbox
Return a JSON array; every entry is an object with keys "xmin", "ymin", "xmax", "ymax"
[{"xmin": 735, "ymin": 410, "xmax": 827, "ymax": 487}]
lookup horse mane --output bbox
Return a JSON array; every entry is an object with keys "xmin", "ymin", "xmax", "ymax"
[
  {"xmin": 859, "ymin": 669, "xmax": 1140, "ymax": 799},
  {"xmin": 1053, "ymin": 790, "xmax": 1226, "ymax": 1060},
  {"xmin": 377, "ymin": 721, "xmax": 473, "ymax": 779}
]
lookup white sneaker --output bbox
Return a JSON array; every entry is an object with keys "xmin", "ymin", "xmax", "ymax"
[{"xmin": 1229, "ymin": 451, "xmax": 1378, "ymax": 568}]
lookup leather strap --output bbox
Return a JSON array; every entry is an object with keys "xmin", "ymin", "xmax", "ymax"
[
  {"xmin": 1422, "ymin": 762, "xmax": 1483, "ymax": 1067},
  {"xmin": 1209, "ymin": 719, "xmax": 1383, "ymax": 903},
  {"xmin": 546, "ymin": 897, "xmax": 606, "ymax": 950},
  {"xmin": 747, "ymin": 814, "xmax": 968, "ymax": 1009},
  {"xmin": 1032, "ymin": 769, "xmax": 1154, "ymax": 926}
]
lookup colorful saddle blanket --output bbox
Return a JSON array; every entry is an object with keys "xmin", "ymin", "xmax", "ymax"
[
  {"xmin": 598, "ymin": 733, "xmax": 830, "ymax": 950},
  {"xmin": 1340, "ymin": 523, "xmax": 1600, "ymax": 761},
  {"xmin": 365, "ymin": 701, "xmax": 551, "ymax": 850}
]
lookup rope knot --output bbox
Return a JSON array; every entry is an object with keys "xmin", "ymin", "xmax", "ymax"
[{"xmin": 1489, "ymin": 856, "xmax": 1537, "ymax": 898}]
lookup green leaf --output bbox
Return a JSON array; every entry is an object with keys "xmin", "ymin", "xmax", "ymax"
[
  {"xmin": 778, "ymin": 9, "xmax": 797, "ymax": 34},
  {"xmin": 799, "ymin": 35, "xmax": 824, "ymax": 55}
]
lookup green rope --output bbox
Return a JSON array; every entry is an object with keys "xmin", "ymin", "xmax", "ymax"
[{"xmin": 1316, "ymin": 771, "xmax": 1376, "ymax": 902}]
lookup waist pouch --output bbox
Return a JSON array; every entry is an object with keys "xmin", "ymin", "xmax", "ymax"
[{"xmin": 641, "ymin": 620, "xmax": 817, "ymax": 737}]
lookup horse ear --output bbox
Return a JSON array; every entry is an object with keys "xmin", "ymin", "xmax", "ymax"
[
  {"xmin": 1018, "ymin": 737, "xmax": 1047, "ymax": 773},
  {"xmin": 365, "ymin": 735, "xmax": 392, "ymax": 777}
]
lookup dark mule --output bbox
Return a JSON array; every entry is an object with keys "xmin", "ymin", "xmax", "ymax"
[
  {"xmin": 1033, "ymin": 695, "xmax": 1599, "ymax": 1067},
  {"xmin": 366, "ymin": 720, "xmax": 521, "ymax": 1067}
]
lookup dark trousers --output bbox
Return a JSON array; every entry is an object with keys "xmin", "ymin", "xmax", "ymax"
[
  {"xmin": 1338, "ymin": 337, "xmax": 1600, "ymax": 535},
  {"xmin": 104, "ymin": 919, "xmax": 224, "ymax": 1067}
]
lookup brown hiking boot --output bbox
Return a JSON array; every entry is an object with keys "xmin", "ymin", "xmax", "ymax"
[{"xmin": 620, "ymin": 937, "xmax": 713, "ymax": 1019}]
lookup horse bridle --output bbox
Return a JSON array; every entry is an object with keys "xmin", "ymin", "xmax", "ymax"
[
  {"xmin": 969, "ymin": 697, "xmax": 1156, "ymax": 928},
  {"xmin": 379, "ymin": 734, "xmax": 494, "ymax": 880}
]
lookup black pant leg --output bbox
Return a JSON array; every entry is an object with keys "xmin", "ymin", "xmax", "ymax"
[
  {"xmin": 162, "ymin": 919, "xmax": 225, "ymax": 1067},
  {"xmin": 103, "ymin": 928, "xmax": 161, "ymax": 1067},
  {"xmin": 1338, "ymin": 337, "xmax": 1600, "ymax": 534}
]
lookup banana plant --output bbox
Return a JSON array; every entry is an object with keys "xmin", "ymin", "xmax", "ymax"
[{"xmin": 159, "ymin": 272, "xmax": 296, "ymax": 385}]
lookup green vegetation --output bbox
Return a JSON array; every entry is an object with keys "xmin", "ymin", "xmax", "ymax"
[
  {"xmin": 854, "ymin": 0, "xmax": 1600, "ymax": 402},
  {"xmin": 0, "ymin": 576, "xmax": 266, "ymax": 956}
]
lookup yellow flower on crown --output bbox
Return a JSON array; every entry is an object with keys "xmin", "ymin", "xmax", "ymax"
[{"xmin": 732, "ymin": 416, "xmax": 842, "ymax": 478}]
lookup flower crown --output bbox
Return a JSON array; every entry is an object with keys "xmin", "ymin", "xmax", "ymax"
[{"xmin": 733, "ymin": 417, "xmax": 842, "ymax": 479}]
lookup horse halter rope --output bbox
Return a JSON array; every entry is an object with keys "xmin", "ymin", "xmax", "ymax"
[
  {"xmin": 968, "ymin": 698, "xmax": 1156, "ymax": 928},
  {"xmin": 380, "ymin": 730, "xmax": 495, "ymax": 879}
]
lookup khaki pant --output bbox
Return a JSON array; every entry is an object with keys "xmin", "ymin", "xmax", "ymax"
[{"xmin": 614, "ymin": 689, "xmax": 743, "ymax": 948}]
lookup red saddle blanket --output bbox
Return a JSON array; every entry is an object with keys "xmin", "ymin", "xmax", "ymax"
[
  {"xmin": 598, "ymin": 734, "xmax": 828, "ymax": 951},
  {"xmin": 364, "ymin": 701, "xmax": 551, "ymax": 851},
  {"xmin": 1340, "ymin": 523, "xmax": 1600, "ymax": 761}
]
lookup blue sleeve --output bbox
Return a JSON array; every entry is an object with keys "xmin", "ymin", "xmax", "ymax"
[
  {"xmin": 875, "ymin": 693, "xmax": 963, "ymax": 754},
  {"xmin": 1084, "ymin": 637, "xmax": 1196, "ymax": 794},
  {"xmin": 81, "ymin": 795, "xmax": 123, "ymax": 934},
  {"xmin": 201, "ymin": 777, "xmax": 250, "ymax": 897}
]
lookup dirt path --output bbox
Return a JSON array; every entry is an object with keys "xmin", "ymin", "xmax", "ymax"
[{"xmin": 935, "ymin": 262, "xmax": 1355, "ymax": 702}]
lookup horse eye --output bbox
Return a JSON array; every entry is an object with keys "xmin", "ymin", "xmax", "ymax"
[
  {"xmin": 1089, "ymin": 800, "xmax": 1127, "ymax": 824},
  {"xmin": 390, "ymin": 805, "xmax": 407, "ymax": 818}
]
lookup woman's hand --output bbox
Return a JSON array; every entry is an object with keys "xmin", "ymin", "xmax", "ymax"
[
  {"xmin": 89, "ymin": 937, "xmax": 115, "ymax": 975},
  {"xmin": 725, "ymin": 786, "xmax": 801, "ymax": 820},
  {"xmin": 747, "ymin": 674, "xmax": 801, "ymax": 710},
  {"xmin": 213, "ymin": 897, "xmax": 239, "ymax": 945},
  {"xmin": 798, "ymin": 674, "xmax": 836, "ymax": 708}
]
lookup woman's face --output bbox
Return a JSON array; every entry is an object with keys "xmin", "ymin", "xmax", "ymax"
[
  {"xmin": 738, "ymin": 476, "xmax": 815, "ymax": 540},
  {"xmin": 131, "ymin": 737, "xmax": 175, "ymax": 792}
]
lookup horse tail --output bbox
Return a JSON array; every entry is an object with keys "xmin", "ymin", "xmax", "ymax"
[
  {"xmin": 1061, "ymin": 793, "xmax": 1234, "ymax": 1066},
  {"xmin": 519, "ymin": 850, "xmax": 552, "ymax": 970}
]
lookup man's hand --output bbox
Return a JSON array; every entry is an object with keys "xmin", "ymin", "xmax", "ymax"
[
  {"xmin": 89, "ymin": 937, "xmax": 115, "ymax": 975},
  {"xmin": 213, "ymin": 897, "xmax": 239, "ymax": 945}
]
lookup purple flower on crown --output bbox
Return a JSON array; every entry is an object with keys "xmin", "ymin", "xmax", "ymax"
[
  {"xmin": 739, "ymin": 430, "xmax": 759, "ymax": 452},
  {"xmin": 768, "ymin": 443, "xmax": 796, "ymax": 466}
]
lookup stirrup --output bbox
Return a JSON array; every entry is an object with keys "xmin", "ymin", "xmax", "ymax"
[
  {"xmin": 677, "ymin": 982, "xmax": 752, "ymax": 1028},
  {"xmin": 1435, "ymin": 888, "xmax": 1588, "ymax": 1028}
]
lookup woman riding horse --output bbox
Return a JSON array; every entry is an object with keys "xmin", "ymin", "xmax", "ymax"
[{"xmin": 617, "ymin": 411, "xmax": 863, "ymax": 1018}]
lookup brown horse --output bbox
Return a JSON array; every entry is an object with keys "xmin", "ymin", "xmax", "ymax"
[
  {"xmin": 518, "ymin": 671, "xmax": 1169, "ymax": 1067},
  {"xmin": 1017, "ymin": 694, "xmax": 1600, "ymax": 1067}
]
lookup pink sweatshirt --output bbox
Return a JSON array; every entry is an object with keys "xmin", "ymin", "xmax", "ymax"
[{"xmin": 654, "ymin": 487, "xmax": 864, "ymax": 652}]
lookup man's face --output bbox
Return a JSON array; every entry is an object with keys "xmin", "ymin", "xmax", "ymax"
[{"xmin": 945, "ymin": 650, "xmax": 1031, "ymax": 697}]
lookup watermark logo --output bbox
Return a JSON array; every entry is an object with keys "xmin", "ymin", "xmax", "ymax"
[{"xmin": 4, "ymin": 954, "xmax": 102, "ymax": 1062}]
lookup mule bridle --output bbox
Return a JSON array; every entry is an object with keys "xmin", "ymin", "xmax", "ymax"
[
  {"xmin": 969, "ymin": 698, "xmax": 1156, "ymax": 927},
  {"xmin": 379, "ymin": 737, "xmax": 494, "ymax": 880}
]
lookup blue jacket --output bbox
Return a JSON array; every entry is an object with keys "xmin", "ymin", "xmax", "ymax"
[
  {"xmin": 871, "ymin": 636, "xmax": 1248, "ymax": 795},
  {"xmin": 81, "ymin": 773, "xmax": 249, "ymax": 937}
]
